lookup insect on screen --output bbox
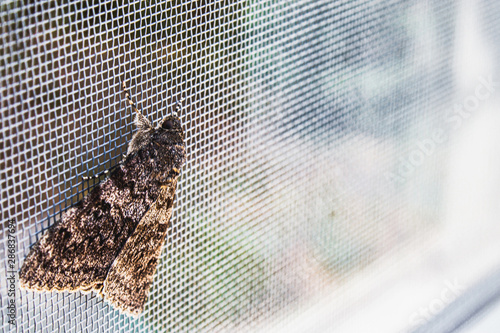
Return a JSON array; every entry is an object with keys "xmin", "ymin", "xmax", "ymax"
[{"xmin": 1, "ymin": 1, "xmax": 500, "ymax": 332}]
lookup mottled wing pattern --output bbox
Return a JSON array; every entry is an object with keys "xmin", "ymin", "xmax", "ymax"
[
  {"xmin": 20, "ymin": 81, "xmax": 186, "ymax": 316},
  {"xmin": 102, "ymin": 180, "xmax": 177, "ymax": 316},
  {"xmin": 19, "ymin": 164, "xmax": 159, "ymax": 292}
]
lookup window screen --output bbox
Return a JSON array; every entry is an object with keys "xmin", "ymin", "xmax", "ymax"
[{"xmin": 2, "ymin": 1, "xmax": 500, "ymax": 332}]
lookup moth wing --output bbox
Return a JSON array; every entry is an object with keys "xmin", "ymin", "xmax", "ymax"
[
  {"xmin": 102, "ymin": 180, "xmax": 177, "ymax": 317},
  {"xmin": 19, "ymin": 168, "xmax": 156, "ymax": 291},
  {"xmin": 19, "ymin": 173, "xmax": 145, "ymax": 292}
]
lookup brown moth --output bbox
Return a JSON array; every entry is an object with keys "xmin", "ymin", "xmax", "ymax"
[{"xmin": 19, "ymin": 82, "xmax": 186, "ymax": 316}]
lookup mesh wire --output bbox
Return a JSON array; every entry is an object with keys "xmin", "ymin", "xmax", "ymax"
[{"xmin": 1, "ymin": 0, "xmax": 500, "ymax": 332}]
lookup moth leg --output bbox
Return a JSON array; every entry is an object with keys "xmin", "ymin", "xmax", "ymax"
[
  {"xmin": 171, "ymin": 167, "xmax": 180, "ymax": 177},
  {"xmin": 155, "ymin": 167, "xmax": 181, "ymax": 183},
  {"xmin": 81, "ymin": 162, "xmax": 121, "ymax": 182},
  {"xmin": 167, "ymin": 168, "xmax": 180, "ymax": 183},
  {"xmin": 82, "ymin": 169, "xmax": 110, "ymax": 182}
]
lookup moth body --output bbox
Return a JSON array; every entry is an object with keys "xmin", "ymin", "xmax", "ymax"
[{"xmin": 19, "ymin": 82, "xmax": 186, "ymax": 316}]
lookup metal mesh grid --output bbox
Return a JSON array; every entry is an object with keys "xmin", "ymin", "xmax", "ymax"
[{"xmin": 1, "ymin": 0, "xmax": 499, "ymax": 332}]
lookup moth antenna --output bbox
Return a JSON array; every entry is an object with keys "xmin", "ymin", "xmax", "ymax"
[
  {"xmin": 122, "ymin": 81, "xmax": 142, "ymax": 116},
  {"xmin": 122, "ymin": 81, "xmax": 152, "ymax": 129},
  {"xmin": 175, "ymin": 96, "xmax": 185, "ymax": 117}
]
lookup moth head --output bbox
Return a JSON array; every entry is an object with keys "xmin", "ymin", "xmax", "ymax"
[
  {"xmin": 157, "ymin": 115, "xmax": 183, "ymax": 132},
  {"xmin": 154, "ymin": 114, "xmax": 185, "ymax": 145},
  {"xmin": 152, "ymin": 114, "xmax": 186, "ymax": 169},
  {"xmin": 155, "ymin": 99, "xmax": 185, "ymax": 141}
]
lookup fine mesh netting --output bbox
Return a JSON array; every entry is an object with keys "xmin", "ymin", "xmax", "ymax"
[{"xmin": 2, "ymin": 1, "xmax": 500, "ymax": 332}]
